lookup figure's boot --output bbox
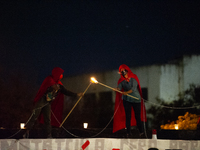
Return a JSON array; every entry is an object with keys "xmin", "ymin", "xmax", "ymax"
[
  {"xmin": 47, "ymin": 133, "xmax": 53, "ymax": 139},
  {"xmin": 126, "ymin": 132, "xmax": 133, "ymax": 138},
  {"xmin": 139, "ymin": 132, "xmax": 146, "ymax": 138},
  {"xmin": 23, "ymin": 130, "xmax": 29, "ymax": 139}
]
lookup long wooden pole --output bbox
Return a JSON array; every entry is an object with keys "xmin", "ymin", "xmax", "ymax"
[
  {"xmin": 59, "ymin": 82, "xmax": 91, "ymax": 127},
  {"xmin": 97, "ymin": 81, "xmax": 139, "ymax": 100}
]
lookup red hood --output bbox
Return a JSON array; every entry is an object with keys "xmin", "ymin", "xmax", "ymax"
[
  {"xmin": 33, "ymin": 67, "xmax": 64, "ymax": 103},
  {"xmin": 51, "ymin": 67, "xmax": 64, "ymax": 82}
]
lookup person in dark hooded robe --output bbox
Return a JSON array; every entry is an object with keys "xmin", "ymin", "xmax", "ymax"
[{"xmin": 23, "ymin": 67, "xmax": 83, "ymax": 138}]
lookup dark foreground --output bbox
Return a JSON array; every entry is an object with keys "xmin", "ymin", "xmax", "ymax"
[{"xmin": 1, "ymin": 128, "xmax": 200, "ymax": 140}]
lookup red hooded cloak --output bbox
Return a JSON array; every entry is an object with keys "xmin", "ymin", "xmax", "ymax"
[
  {"xmin": 113, "ymin": 64, "xmax": 147, "ymax": 133},
  {"xmin": 33, "ymin": 67, "xmax": 64, "ymax": 127}
]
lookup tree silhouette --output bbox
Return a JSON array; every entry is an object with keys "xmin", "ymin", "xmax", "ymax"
[{"xmin": 147, "ymin": 84, "xmax": 200, "ymax": 129}]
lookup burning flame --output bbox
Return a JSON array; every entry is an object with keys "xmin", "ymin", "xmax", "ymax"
[
  {"xmin": 90, "ymin": 77, "xmax": 98, "ymax": 83},
  {"xmin": 160, "ymin": 112, "xmax": 199, "ymax": 130}
]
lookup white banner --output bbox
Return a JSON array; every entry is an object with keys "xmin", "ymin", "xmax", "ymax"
[{"xmin": 0, "ymin": 138, "xmax": 200, "ymax": 150}]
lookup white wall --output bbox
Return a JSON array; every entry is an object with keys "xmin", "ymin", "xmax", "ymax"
[
  {"xmin": 159, "ymin": 55, "xmax": 200, "ymax": 102},
  {"xmin": 159, "ymin": 64, "xmax": 180, "ymax": 102},
  {"xmin": 129, "ymin": 65, "xmax": 161, "ymax": 108},
  {"xmin": 183, "ymin": 55, "xmax": 200, "ymax": 90}
]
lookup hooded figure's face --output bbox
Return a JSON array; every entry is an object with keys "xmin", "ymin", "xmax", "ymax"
[
  {"xmin": 120, "ymin": 68, "xmax": 128, "ymax": 78},
  {"xmin": 118, "ymin": 64, "xmax": 134, "ymax": 80},
  {"xmin": 52, "ymin": 67, "xmax": 64, "ymax": 82}
]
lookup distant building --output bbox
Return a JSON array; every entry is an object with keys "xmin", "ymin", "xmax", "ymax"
[
  {"xmin": 61, "ymin": 55, "xmax": 200, "ymax": 127},
  {"xmin": 62, "ymin": 55, "xmax": 200, "ymax": 102}
]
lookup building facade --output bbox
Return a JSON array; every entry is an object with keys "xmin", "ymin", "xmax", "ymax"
[
  {"xmin": 62, "ymin": 55, "xmax": 200, "ymax": 104},
  {"xmin": 61, "ymin": 55, "xmax": 200, "ymax": 128}
]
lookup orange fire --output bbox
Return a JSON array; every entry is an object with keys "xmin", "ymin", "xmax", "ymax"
[{"xmin": 90, "ymin": 77, "xmax": 98, "ymax": 83}]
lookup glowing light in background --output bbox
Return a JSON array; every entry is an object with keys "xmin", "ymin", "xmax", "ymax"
[
  {"xmin": 83, "ymin": 123, "xmax": 88, "ymax": 129},
  {"xmin": 20, "ymin": 123, "xmax": 25, "ymax": 129}
]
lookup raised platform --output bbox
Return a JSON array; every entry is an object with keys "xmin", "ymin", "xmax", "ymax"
[{"xmin": 1, "ymin": 128, "xmax": 200, "ymax": 149}]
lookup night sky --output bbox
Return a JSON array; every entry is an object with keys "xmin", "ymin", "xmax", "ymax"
[{"xmin": 1, "ymin": 1, "xmax": 200, "ymax": 83}]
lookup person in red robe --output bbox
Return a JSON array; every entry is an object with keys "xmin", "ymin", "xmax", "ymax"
[
  {"xmin": 113, "ymin": 64, "xmax": 147, "ymax": 137},
  {"xmin": 23, "ymin": 67, "xmax": 83, "ymax": 138},
  {"xmin": 197, "ymin": 117, "xmax": 200, "ymax": 130}
]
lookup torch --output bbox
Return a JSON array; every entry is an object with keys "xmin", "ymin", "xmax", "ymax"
[
  {"xmin": 59, "ymin": 82, "xmax": 91, "ymax": 127},
  {"xmin": 90, "ymin": 77, "xmax": 138, "ymax": 100}
]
